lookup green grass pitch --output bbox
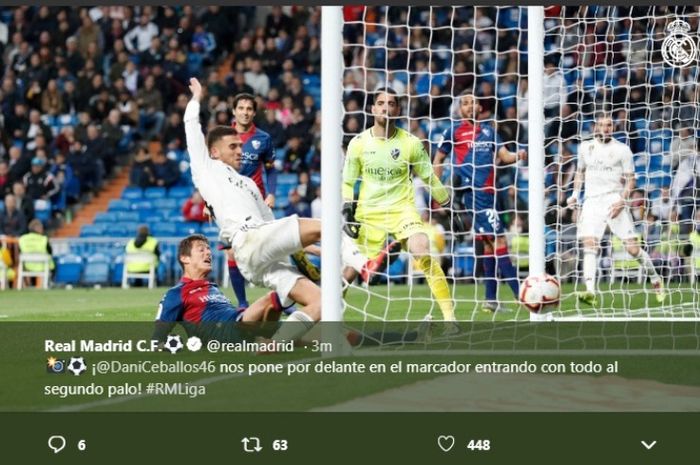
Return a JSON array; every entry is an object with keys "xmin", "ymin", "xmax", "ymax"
[{"xmin": 0, "ymin": 282, "xmax": 696, "ymax": 321}]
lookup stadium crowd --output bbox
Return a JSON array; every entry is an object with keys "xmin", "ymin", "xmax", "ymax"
[
  {"xmin": 1, "ymin": 6, "xmax": 699, "ymax": 287},
  {"xmin": 0, "ymin": 6, "xmax": 322, "ymax": 242},
  {"xmin": 343, "ymin": 6, "xmax": 700, "ymax": 280}
]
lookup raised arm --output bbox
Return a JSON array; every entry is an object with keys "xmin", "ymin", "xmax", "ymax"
[{"xmin": 183, "ymin": 78, "xmax": 212, "ymax": 184}]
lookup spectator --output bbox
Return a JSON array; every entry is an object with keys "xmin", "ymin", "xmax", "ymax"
[
  {"xmin": 162, "ymin": 112, "xmax": 186, "ymax": 151},
  {"xmin": 0, "ymin": 194, "xmax": 28, "ymax": 236},
  {"xmin": 181, "ymin": 190, "xmax": 208, "ymax": 223},
  {"xmin": 0, "ymin": 162, "xmax": 10, "ymax": 196},
  {"xmin": 23, "ymin": 158, "xmax": 58, "ymax": 202},
  {"xmin": 102, "ymin": 109, "xmax": 130, "ymax": 157},
  {"xmin": 124, "ymin": 14, "xmax": 159, "ymax": 54},
  {"xmin": 259, "ymin": 107, "xmax": 286, "ymax": 149},
  {"xmin": 150, "ymin": 150, "xmax": 180, "ymax": 188},
  {"xmin": 124, "ymin": 225, "xmax": 160, "ymax": 285},
  {"xmin": 129, "ymin": 146, "xmax": 154, "ymax": 188},
  {"xmin": 295, "ymin": 171, "xmax": 317, "ymax": 204},
  {"xmin": 136, "ymin": 75, "xmax": 165, "ymax": 140},
  {"xmin": 25, "ymin": 110, "xmax": 53, "ymax": 149},
  {"xmin": 40, "ymin": 79, "xmax": 63, "ymax": 116},
  {"xmin": 12, "ymin": 181, "xmax": 35, "ymax": 221},
  {"xmin": 85, "ymin": 124, "xmax": 113, "ymax": 179},
  {"xmin": 283, "ymin": 189, "xmax": 311, "ymax": 218},
  {"xmin": 7, "ymin": 146, "xmax": 31, "ymax": 187},
  {"xmin": 244, "ymin": 59, "xmax": 270, "ymax": 97},
  {"xmin": 50, "ymin": 151, "xmax": 79, "ymax": 205},
  {"xmin": 67, "ymin": 140, "xmax": 99, "ymax": 194}
]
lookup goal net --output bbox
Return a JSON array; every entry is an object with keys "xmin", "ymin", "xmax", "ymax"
[{"xmin": 339, "ymin": 6, "xmax": 700, "ymax": 323}]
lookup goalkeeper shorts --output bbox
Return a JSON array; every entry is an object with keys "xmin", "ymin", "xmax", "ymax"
[{"xmin": 356, "ymin": 208, "xmax": 427, "ymax": 259}]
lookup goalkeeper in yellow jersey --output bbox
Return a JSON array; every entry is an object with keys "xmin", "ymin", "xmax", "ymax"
[{"xmin": 342, "ymin": 87, "xmax": 461, "ymax": 333}]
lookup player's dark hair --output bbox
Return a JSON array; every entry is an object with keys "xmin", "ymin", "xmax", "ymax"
[
  {"xmin": 233, "ymin": 93, "xmax": 257, "ymax": 112},
  {"xmin": 373, "ymin": 86, "xmax": 400, "ymax": 107},
  {"xmin": 206, "ymin": 125, "xmax": 238, "ymax": 151},
  {"xmin": 178, "ymin": 234, "xmax": 210, "ymax": 269}
]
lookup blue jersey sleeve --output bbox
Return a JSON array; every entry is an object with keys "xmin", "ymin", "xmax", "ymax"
[
  {"xmin": 263, "ymin": 136, "xmax": 278, "ymax": 196},
  {"xmin": 436, "ymin": 126, "xmax": 454, "ymax": 156},
  {"xmin": 156, "ymin": 287, "xmax": 183, "ymax": 322},
  {"xmin": 494, "ymin": 130, "xmax": 504, "ymax": 155}
]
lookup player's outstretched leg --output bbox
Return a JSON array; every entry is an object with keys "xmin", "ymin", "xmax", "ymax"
[
  {"xmin": 269, "ymin": 278, "xmax": 320, "ymax": 343},
  {"xmin": 578, "ymin": 238, "xmax": 599, "ymax": 307},
  {"xmin": 226, "ymin": 251, "xmax": 249, "ymax": 309},
  {"xmin": 408, "ymin": 233, "xmax": 458, "ymax": 334},
  {"xmin": 625, "ymin": 239, "xmax": 666, "ymax": 303},
  {"xmin": 480, "ymin": 240, "xmax": 500, "ymax": 312},
  {"xmin": 359, "ymin": 240, "xmax": 401, "ymax": 284},
  {"xmin": 494, "ymin": 239, "xmax": 520, "ymax": 298}
]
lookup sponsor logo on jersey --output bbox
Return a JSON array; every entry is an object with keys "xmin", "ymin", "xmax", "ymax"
[
  {"xmin": 364, "ymin": 166, "xmax": 405, "ymax": 179},
  {"xmin": 241, "ymin": 152, "xmax": 260, "ymax": 162}
]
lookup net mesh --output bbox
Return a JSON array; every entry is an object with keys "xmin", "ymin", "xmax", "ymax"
[{"xmin": 340, "ymin": 6, "xmax": 700, "ymax": 323}]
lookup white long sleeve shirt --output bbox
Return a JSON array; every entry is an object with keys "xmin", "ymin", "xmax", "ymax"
[{"xmin": 184, "ymin": 99, "xmax": 274, "ymax": 242}]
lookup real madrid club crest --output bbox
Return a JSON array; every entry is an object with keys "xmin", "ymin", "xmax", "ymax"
[
  {"xmin": 390, "ymin": 147, "xmax": 400, "ymax": 160},
  {"xmin": 662, "ymin": 19, "xmax": 698, "ymax": 68}
]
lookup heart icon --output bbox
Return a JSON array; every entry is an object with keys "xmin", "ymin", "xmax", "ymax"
[{"xmin": 437, "ymin": 435, "xmax": 455, "ymax": 452}]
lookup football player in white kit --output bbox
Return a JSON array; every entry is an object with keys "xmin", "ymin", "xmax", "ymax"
[
  {"xmin": 567, "ymin": 114, "xmax": 666, "ymax": 306},
  {"xmin": 184, "ymin": 78, "xmax": 389, "ymax": 341}
]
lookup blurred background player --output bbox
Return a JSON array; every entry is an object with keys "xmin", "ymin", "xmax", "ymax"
[
  {"xmin": 567, "ymin": 114, "xmax": 665, "ymax": 306},
  {"xmin": 226, "ymin": 92, "xmax": 279, "ymax": 309},
  {"xmin": 434, "ymin": 92, "xmax": 526, "ymax": 312},
  {"xmin": 342, "ymin": 87, "xmax": 459, "ymax": 332}
]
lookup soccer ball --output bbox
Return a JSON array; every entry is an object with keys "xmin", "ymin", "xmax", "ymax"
[
  {"xmin": 519, "ymin": 274, "xmax": 560, "ymax": 313},
  {"xmin": 67, "ymin": 357, "xmax": 87, "ymax": 376},
  {"xmin": 164, "ymin": 335, "xmax": 184, "ymax": 354}
]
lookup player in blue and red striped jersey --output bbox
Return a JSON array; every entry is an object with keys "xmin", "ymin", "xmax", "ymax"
[
  {"xmin": 433, "ymin": 92, "xmax": 527, "ymax": 312},
  {"xmin": 226, "ymin": 93, "xmax": 279, "ymax": 310},
  {"xmin": 154, "ymin": 234, "xmax": 285, "ymax": 342}
]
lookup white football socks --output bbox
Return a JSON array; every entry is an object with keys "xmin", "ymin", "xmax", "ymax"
[
  {"xmin": 583, "ymin": 249, "xmax": 597, "ymax": 293},
  {"xmin": 272, "ymin": 310, "xmax": 316, "ymax": 342}
]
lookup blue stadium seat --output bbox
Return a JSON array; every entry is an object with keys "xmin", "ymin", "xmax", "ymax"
[
  {"xmin": 123, "ymin": 222, "xmax": 141, "ymax": 236},
  {"xmin": 108, "ymin": 199, "xmax": 131, "ymax": 211},
  {"xmin": 33, "ymin": 200, "xmax": 52, "ymax": 224},
  {"xmin": 144, "ymin": 187, "xmax": 167, "ymax": 199},
  {"xmin": 121, "ymin": 187, "xmax": 143, "ymax": 200},
  {"xmin": 111, "ymin": 255, "xmax": 124, "ymax": 286},
  {"xmin": 116, "ymin": 211, "xmax": 140, "ymax": 222},
  {"xmin": 131, "ymin": 200, "xmax": 154, "ymax": 210},
  {"xmin": 153, "ymin": 198, "xmax": 178, "ymax": 210},
  {"xmin": 54, "ymin": 254, "xmax": 83, "ymax": 285},
  {"xmin": 94, "ymin": 212, "xmax": 119, "ymax": 223},
  {"xmin": 80, "ymin": 224, "xmax": 106, "ymax": 238},
  {"xmin": 151, "ymin": 223, "xmax": 177, "ymax": 237},
  {"xmin": 176, "ymin": 222, "xmax": 201, "ymax": 236},
  {"xmin": 168, "ymin": 186, "xmax": 194, "ymax": 199},
  {"xmin": 104, "ymin": 223, "xmax": 129, "ymax": 237},
  {"xmin": 82, "ymin": 253, "xmax": 111, "ymax": 285},
  {"xmin": 201, "ymin": 224, "xmax": 219, "ymax": 238}
]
